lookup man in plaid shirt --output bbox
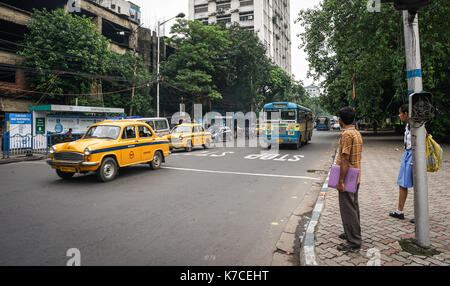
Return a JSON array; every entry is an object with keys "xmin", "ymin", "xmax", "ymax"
[{"xmin": 336, "ymin": 107, "xmax": 363, "ymax": 252}]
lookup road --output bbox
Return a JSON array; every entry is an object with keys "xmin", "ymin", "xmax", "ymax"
[{"xmin": 0, "ymin": 131, "xmax": 339, "ymax": 266}]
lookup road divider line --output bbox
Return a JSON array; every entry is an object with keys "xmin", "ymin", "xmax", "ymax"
[{"xmin": 162, "ymin": 166, "xmax": 320, "ymax": 181}]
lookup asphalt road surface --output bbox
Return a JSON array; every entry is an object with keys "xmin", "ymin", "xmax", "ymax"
[{"xmin": 0, "ymin": 131, "xmax": 339, "ymax": 266}]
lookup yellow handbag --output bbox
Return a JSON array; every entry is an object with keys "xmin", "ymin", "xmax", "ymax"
[{"xmin": 425, "ymin": 131, "xmax": 443, "ymax": 172}]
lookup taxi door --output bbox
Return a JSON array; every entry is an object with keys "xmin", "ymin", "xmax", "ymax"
[
  {"xmin": 137, "ymin": 125, "xmax": 156, "ymax": 162},
  {"xmin": 193, "ymin": 125, "xmax": 202, "ymax": 146},
  {"xmin": 120, "ymin": 125, "xmax": 142, "ymax": 165}
]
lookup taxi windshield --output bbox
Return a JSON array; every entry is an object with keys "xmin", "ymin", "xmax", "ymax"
[
  {"xmin": 172, "ymin": 126, "xmax": 192, "ymax": 134},
  {"xmin": 84, "ymin": 125, "xmax": 121, "ymax": 139}
]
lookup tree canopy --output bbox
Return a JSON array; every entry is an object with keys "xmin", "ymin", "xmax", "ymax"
[
  {"xmin": 162, "ymin": 20, "xmax": 296, "ymax": 114},
  {"xmin": 19, "ymin": 8, "xmax": 152, "ymax": 116},
  {"xmin": 297, "ymin": 0, "xmax": 449, "ymax": 140}
]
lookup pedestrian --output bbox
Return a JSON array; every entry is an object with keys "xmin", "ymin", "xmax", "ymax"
[
  {"xmin": 64, "ymin": 128, "xmax": 74, "ymax": 142},
  {"xmin": 336, "ymin": 107, "xmax": 363, "ymax": 252},
  {"xmin": 389, "ymin": 104, "xmax": 414, "ymax": 223}
]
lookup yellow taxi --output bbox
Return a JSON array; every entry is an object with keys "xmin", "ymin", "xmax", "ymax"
[
  {"xmin": 47, "ymin": 120, "xmax": 170, "ymax": 182},
  {"xmin": 165, "ymin": 123, "xmax": 212, "ymax": 152}
]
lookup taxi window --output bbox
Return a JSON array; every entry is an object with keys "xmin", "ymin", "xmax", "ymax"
[
  {"xmin": 155, "ymin": 120, "xmax": 168, "ymax": 130},
  {"xmin": 145, "ymin": 121, "xmax": 155, "ymax": 130},
  {"xmin": 138, "ymin": 125, "xmax": 153, "ymax": 138},
  {"xmin": 194, "ymin": 126, "xmax": 200, "ymax": 133},
  {"xmin": 122, "ymin": 126, "xmax": 136, "ymax": 139}
]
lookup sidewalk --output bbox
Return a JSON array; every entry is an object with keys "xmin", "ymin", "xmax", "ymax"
[
  {"xmin": 0, "ymin": 154, "xmax": 47, "ymax": 165},
  {"xmin": 314, "ymin": 135, "xmax": 450, "ymax": 266}
]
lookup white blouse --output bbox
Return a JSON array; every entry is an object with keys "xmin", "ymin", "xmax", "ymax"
[{"xmin": 404, "ymin": 124, "xmax": 412, "ymax": 150}]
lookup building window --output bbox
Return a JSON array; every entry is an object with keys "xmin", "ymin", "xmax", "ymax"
[
  {"xmin": 239, "ymin": 11, "xmax": 254, "ymax": 21},
  {"xmin": 194, "ymin": 4, "xmax": 208, "ymax": 13},
  {"xmin": 240, "ymin": 0, "xmax": 254, "ymax": 7}
]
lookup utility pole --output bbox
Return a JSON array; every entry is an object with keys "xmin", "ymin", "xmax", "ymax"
[
  {"xmin": 157, "ymin": 20, "xmax": 161, "ymax": 118},
  {"xmin": 129, "ymin": 30, "xmax": 138, "ymax": 117},
  {"xmin": 156, "ymin": 13, "xmax": 186, "ymax": 118},
  {"xmin": 402, "ymin": 10, "xmax": 430, "ymax": 248}
]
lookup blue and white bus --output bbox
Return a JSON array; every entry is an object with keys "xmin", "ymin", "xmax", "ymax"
[
  {"xmin": 316, "ymin": 116, "xmax": 331, "ymax": 131},
  {"xmin": 263, "ymin": 102, "xmax": 313, "ymax": 149}
]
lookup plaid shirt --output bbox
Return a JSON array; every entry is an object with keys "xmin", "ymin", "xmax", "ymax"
[{"xmin": 336, "ymin": 127, "xmax": 363, "ymax": 183}]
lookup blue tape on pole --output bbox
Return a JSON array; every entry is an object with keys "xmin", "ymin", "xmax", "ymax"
[{"xmin": 407, "ymin": 69, "xmax": 422, "ymax": 79}]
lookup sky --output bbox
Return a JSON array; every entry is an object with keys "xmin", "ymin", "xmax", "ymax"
[{"xmin": 132, "ymin": 0, "xmax": 322, "ymax": 86}]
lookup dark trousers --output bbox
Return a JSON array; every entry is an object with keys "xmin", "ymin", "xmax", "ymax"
[{"xmin": 338, "ymin": 184, "xmax": 361, "ymax": 246}]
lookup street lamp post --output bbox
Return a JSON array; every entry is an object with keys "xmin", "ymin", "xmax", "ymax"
[{"xmin": 157, "ymin": 12, "xmax": 185, "ymax": 117}]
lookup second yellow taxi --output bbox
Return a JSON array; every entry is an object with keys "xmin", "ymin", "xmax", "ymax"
[{"xmin": 165, "ymin": 123, "xmax": 213, "ymax": 152}]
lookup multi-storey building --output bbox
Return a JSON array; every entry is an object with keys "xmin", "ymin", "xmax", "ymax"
[
  {"xmin": 0, "ymin": 0, "xmax": 170, "ymax": 130},
  {"xmin": 304, "ymin": 84, "xmax": 320, "ymax": 98},
  {"xmin": 90, "ymin": 0, "xmax": 141, "ymax": 24},
  {"xmin": 188, "ymin": 0, "xmax": 292, "ymax": 76}
]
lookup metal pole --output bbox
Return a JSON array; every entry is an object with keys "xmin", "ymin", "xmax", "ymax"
[
  {"xmin": 402, "ymin": 10, "xmax": 430, "ymax": 248},
  {"xmin": 157, "ymin": 21, "xmax": 161, "ymax": 118}
]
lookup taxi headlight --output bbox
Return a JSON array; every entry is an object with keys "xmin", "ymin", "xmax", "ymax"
[
  {"xmin": 84, "ymin": 148, "xmax": 92, "ymax": 156},
  {"xmin": 49, "ymin": 146, "xmax": 56, "ymax": 154}
]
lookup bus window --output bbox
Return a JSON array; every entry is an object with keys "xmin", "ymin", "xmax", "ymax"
[{"xmin": 266, "ymin": 111, "xmax": 296, "ymax": 121}]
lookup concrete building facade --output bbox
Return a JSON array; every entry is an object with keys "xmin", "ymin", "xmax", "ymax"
[
  {"xmin": 0, "ymin": 0, "xmax": 164, "ymax": 132},
  {"xmin": 304, "ymin": 84, "xmax": 320, "ymax": 98},
  {"xmin": 189, "ymin": 0, "xmax": 292, "ymax": 76}
]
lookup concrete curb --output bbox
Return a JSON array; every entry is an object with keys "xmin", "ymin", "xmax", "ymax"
[
  {"xmin": 300, "ymin": 149, "xmax": 338, "ymax": 266},
  {"xmin": 0, "ymin": 155, "xmax": 47, "ymax": 165},
  {"xmin": 271, "ymin": 146, "xmax": 338, "ymax": 266}
]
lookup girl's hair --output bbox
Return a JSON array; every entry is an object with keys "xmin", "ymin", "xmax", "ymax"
[{"xmin": 400, "ymin": 104, "xmax": 409, "ymax": 114}]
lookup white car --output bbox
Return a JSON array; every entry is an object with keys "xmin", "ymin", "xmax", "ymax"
[{"xmin": 332, "ymin": 123, "xmax": 341, "ymax": 130}]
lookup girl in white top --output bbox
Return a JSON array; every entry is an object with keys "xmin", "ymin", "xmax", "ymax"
[{"xmin": 390, "ymin": 104, "xmax": 413, "ymax": 221}]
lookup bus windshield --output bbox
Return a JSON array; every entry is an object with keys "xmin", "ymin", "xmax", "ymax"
[{"xmin": 265, "ymin": 110, "xmax": 297, "ymax": 121}]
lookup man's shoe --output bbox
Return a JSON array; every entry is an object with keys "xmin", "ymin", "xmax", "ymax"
[
  {"xmin": 410, "ymin": 218, "xmax": 415, "ymax": 224},
  {"xmin": 389, "ymin": 212, "xmax": 404, "ymax": 220},
  {"xmin": 339, "ymin": 233, "xmax": 348, "ymax": 240},
  {"xmin": 337, "ymin": 243, "xmax": 360, "ymax": 252}
]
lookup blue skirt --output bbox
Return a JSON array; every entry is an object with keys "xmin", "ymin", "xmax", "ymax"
[{"xmin": 398, "ymin": 149, "xmax": 413, "ymax": 189}]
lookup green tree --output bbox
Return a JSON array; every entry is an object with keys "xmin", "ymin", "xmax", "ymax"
[
  {"xmin": 102, "ymin": 51, "xmax": 153, "ymax": 116},
  {"xmin": 223, "ymin": 24, "xmax": 273, "ymax": 112},
  {"xmin": 18, "ymin": 9, "xmax": 111, "ymax": 105},
  {"xmin": 163, "ymin": 20, "xmax": 231, "ymax": 113},
  {"xmin": 264, "ymin": 65, "xmax": 294, "ymax": 103},
  {"xmin": 297, "ymin": 0, "xmax": 450, "ymax": 140}
]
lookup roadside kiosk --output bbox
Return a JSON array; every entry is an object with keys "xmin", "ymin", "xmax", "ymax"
[{"xmin": 29, "ymin": 105, "xmax": 125, "ymax": 150}]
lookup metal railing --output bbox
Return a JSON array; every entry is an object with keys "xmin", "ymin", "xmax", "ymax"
[{"xmin": 2, "ymin": 133, "xmax": 49, "ymax": 158}]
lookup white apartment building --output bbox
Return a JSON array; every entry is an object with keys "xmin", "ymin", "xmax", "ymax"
[
  {"xmin": 188, "ymin": 0, "xmax": 292, "ymax": 76},
  {"xmin": 305, "ymin": 84, "xmax": 320, "ymax": 98}
]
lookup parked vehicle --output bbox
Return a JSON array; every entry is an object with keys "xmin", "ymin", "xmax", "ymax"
[{"xmin": 47, "ymin": 120, "xmax": 170, "ymax": 182}]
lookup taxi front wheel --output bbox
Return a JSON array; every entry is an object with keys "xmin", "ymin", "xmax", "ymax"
[
  {"xmin": 150, "ymin": 151, "xmax": 163, "ymax": 170},
  {"xmin": 97, "ymin": 157, "xmax": 118, "ymax": 182}
]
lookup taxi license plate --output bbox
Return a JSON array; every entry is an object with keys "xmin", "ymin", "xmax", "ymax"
[{"xmin": 60, "ymin": 167, "xmax": 76, "ymax": 173}]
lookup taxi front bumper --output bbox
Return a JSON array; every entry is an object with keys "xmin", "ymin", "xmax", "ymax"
[{"xmin": 47, "ymin": 160, "xmax": 100, "ymax": 167}]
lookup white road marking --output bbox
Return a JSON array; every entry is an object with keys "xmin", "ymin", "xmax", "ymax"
[{"xmin": 162, "ymin": 166, "xmax": 320, "ymax": 181}]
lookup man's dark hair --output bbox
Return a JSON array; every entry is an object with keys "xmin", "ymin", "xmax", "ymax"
[
  {"xmin": 339, "ymin": 107, "xmax": 355, "ymax": 125},
  {"xmin": 400, "ymin": 104, "xmax": 409, "ymax": 114}
]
